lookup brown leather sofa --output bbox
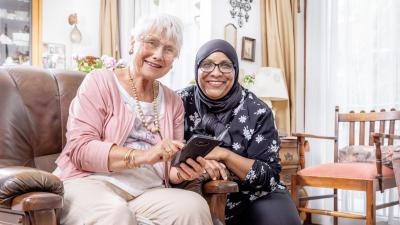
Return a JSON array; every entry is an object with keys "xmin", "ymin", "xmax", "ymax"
[{"xmin": 0, "ymin": 67, "xmax": 238, "ymax": 225}]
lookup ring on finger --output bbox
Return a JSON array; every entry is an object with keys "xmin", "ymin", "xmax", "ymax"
[
  {"xmin": 163, "ymin": 152, "xmax": 170, "ymax": 160},
  {"xmin": 164, "ymin": 147, "xmax": 171, "ymax": 153},
  {"xmin": 177, "ymin": 171, "xmax": 184, "ymax": 181}
]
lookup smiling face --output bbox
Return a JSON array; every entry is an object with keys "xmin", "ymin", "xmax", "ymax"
[
  {"xmin": 197, "ymin": 52, "xmax": 235, "ymax": 100},
  {"xmin": 131, "ymin": 32, "xmax": 177, "ymax": 80}
]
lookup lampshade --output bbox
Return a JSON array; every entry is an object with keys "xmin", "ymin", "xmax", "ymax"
[{"xmin": 248, "ymin": 67, "xmax": 288, "ymax": 101}]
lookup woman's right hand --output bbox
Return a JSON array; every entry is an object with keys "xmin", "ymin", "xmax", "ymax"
[{"xmin": 139, "ymin": 139, "xmax": 184, "ymax": 164}]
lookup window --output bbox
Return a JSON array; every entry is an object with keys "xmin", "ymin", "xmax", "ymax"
[{"xmin": 306, "ymin": 0, "xmax": 400, "ymax": 223}]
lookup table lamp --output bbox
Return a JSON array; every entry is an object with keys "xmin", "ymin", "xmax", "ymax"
[
  {"xmin": 248, "ymin": 67, "xmax": 288, "ymax": 107},
  {"xmin": 246, "ymin": 67, "xmax": 289, "ymax": 135}
]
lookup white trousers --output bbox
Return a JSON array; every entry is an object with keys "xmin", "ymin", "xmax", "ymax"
[{"xmin": 61, "ymin": 177, "xmax": 213, "ymax": 225}]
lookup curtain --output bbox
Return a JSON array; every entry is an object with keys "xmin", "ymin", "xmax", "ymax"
[
  {"xmin": 260, "ymin": 0, "xmax": 297, "ymax": 135},
  {"xmin": 100, "ymin": 0, "xmax": 120, "ymax": 59},
  {"xmin": 119, "ymin": 0, "xmax": 158, "ymax": 61},
  {"xmin": 306, "ymin": 0, "xmax": 400, "ymax": 224},
  {"xmin": 118, "ymin": 0, "xmax": 199, "ymax": 90}
]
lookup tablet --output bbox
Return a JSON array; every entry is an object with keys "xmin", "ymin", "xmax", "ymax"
[{"xmin": 172, "ymin": 134, "xmax": 221, "ymax": 166}]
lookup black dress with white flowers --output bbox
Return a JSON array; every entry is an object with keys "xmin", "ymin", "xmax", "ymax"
[{"xmin": 177, "ymin": 85, "xmax": 286, "ymax": 224}]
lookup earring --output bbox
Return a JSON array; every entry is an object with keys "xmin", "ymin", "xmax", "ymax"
[{"xmin": 129, "ymin": 47, "xmax": 134, "ymax": 55}]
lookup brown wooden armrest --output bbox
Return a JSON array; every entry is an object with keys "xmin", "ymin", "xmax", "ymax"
[
  {"xmin": 203, "ymin": 180, "xmax": 239, "ymax": 194},
  {"xmin": 292, "ymin": 133, "xmax": 336, "ymax": 170},
  {"xmin": 203, "ymin": 180, "xmax": 238, "ymax": 225},
  {"xmin": 371, "ymin": 132, "xmax": 399, "ymax": 192},
  {"xmin": 292, "ymin": 132, "xmax": 337, "ymax": 140},
  {"xmin": 11, "ymin": 192, "xmax": 63, "ymax": 211},
  {"xmin": 372, "ymin": 133, "xmax": 400, "ymax": 140}
]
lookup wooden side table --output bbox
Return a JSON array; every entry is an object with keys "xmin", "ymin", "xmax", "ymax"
[
  {"xmin": 279, "ymin": 136, "xmax": 299, "ymax": 190},
  {"xmin": 280, "ymin": 136, "xmax": 308, "ymax": 219}
]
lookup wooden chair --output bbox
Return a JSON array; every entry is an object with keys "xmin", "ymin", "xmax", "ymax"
[{"xmin": 291, "ymin": 106, "xmax": 399, "ymax": 225}]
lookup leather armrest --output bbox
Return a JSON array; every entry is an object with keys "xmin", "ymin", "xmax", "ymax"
[
  {"xmin": 11, "ymin": 192, "xmax": 63, "ymax": 211},
  {"xmin": 203, "ymin": 180, "xmax": 238, "ymax": 194},
  {"xmin": 0, "ymin": 166, "xmax": 64, "ymax": 208}
]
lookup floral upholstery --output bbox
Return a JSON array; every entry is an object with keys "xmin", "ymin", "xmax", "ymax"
[{"xmin": 338, "ymin": 145, "xmax": 400, "ymax": 168}]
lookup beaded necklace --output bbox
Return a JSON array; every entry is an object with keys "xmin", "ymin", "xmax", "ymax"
[{"xmin": 128, "ymin": 68, "xmax": 160, "ymax": 133}]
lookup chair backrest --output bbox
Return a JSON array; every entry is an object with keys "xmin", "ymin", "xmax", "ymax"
[
  {"xmin": 334, "ymin": 106, "xmax": 400, "ymax": 162},
  {"xmin": 0, "ymin": 67, "xmax": 84, "ymax": 172}
]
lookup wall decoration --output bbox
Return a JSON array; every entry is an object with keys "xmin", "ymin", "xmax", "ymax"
[
  {"xmin": 241, "ymin": 36, "xmax": 255, "ymax": 62},
  {"xmin": 42, "ymin": 43, "xmax": 66, "ymax": 69},
  {"xmin": 224, "ymin": 23, "xmax": 237, "ymax": 49},
  {"xmin": 68, "ymin": 13, "xmax": 82, "ymax": 43},
  {"xmin": 229, "ymin": 0, "xmax": 253, "ymax": 27}
]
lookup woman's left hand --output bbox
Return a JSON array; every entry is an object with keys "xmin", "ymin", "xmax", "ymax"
[{"xmin": 201, "ymin": 158, "xmax": 228, "ymax": 180}]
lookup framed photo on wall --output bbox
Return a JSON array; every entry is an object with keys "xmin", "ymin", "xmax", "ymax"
[
  {"xmin": 241, "ymin": 36, "xmax": 255, "ymax": 62},
  {"xmin": 42, "ymin": 43, "xmax": 66, "ymax": 69},
  {"xmin": 224, "ymin": 23, "xmax": 237, "ymax": 49}
]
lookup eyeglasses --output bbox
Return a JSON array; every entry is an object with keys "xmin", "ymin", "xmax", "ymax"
[
  {"xmin": 199, "ymin": 60, "xmax": 234, "ymax": 74},
  {"xmin": 140, "ymin": 36, "xmax": 178, "ymax": 59}
]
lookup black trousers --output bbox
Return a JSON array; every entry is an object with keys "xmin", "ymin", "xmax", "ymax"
[{"xmin": 226, "ymin": 190, "xmax": 301, "ymax": 225}]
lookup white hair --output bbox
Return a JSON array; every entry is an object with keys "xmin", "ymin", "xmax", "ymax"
[{"xmin": 132, "ymin": 13, "xmax": 183, "ymax": 55}]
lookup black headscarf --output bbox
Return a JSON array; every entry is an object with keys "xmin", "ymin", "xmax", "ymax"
[{"xmin": 193, "ymin": 39, "xmax": 243, "ymax": 145}]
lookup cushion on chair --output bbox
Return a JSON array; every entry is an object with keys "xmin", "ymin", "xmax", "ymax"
[
  {"xmin": 338, "ymin": 145, "xmax": 398, "ymax": 168},
  {"xmin": 297, "ymin": 163, "xmax": 394, "ymax": 179},
  {"xmin": 0, "ymin": 166, "xmax": 64, "ymax": 208}
]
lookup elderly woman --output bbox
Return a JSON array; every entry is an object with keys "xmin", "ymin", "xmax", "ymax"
[
  {"xmin": 54, "ymin": 14, "xmax": 212, "ymax": 225},
  {"xmin": 177, "ymin": 39, "xmax": 301, "ymax": 225}
]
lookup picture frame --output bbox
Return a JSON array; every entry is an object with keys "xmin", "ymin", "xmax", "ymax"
[
  {"xmin": 224, "ymin": 23, "xmax": 237, "ymax": 49},
  {"xmin": 42, "ymin": 42, "xmax": 66, "ymax": 69},
  {"xmin": 241, "ymin": 36, "xmax": 255, "ymax": 62}
]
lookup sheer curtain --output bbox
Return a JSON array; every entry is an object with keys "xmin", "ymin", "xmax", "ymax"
[
  {"xmin": 118, "ymin": 0, "xmax": 200, "ymax": 90},
  {"xmin": 306, "ymin": 0, "xmax": 400, "ymax": 224}
]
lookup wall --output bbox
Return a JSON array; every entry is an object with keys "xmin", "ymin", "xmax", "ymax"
[
  {"xmin": 42, "ymin": 0, "xmax": 100, "ymax": 69},
  {"xmin": 200, "ymin": 0, "xmax": 262, "ymax": 76}
]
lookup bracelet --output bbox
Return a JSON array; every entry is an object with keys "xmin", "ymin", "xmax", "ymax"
[
  {"xmin": 128, "ymin": 148, "xmax": 138, "ymax": 168},
  {"xmin": 123, "ymin": 148, "xmax": 138, "ymax": 169},
  {"xmin": 123, "ymin": 149, "xmax": 133, "ymax": 168}
]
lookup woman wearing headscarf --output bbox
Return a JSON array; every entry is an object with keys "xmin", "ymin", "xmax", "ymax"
[
  {"xmin": 54, "ymin": 14, "xmax": 212, "ymax": 225},
  {"xmin": 177, "ymin": 39, "xmax": 301, "ymax": 225}
]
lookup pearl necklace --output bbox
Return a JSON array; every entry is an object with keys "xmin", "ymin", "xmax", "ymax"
[{"xmin": 128, "ymin": 69, "xmax": 160, "ymax": 133}]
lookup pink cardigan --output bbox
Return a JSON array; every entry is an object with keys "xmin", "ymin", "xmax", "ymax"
[{"xmin": 55, "ymin": 69, "xmax": 184, "ymax": 180}]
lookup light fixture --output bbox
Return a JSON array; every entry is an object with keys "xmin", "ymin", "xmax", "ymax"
[
  {"xmin": 68, "ymin": 13, "xmax": 82, "ymax": 43},
  {"xmin": 248, "ymin": 67, "xmax": 288, "ymax": 106},
  {"xmin": 229, "ymin": 0, "xmax": 253, "ymax": 27},
  {"xmin": 246, "ymin": 67, "xmax": 289, "ymax": 134}
]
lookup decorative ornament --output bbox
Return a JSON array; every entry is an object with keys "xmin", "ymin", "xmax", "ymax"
[
  {"xmin": 229, "ymin": 0, "xmax": 253, "ymax": 27},
  {"xmin": 68, "ymin": 13, "xmax": 82, "ymax": 43}
]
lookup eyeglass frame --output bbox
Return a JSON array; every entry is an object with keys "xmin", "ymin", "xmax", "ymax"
[
  {"xmin": 139, "ymin": 35, "xmax": 179, "ymax": 59},
  {"xmin": 198, "ymin": 60, "xmax": 235, "ymax": 74}
]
